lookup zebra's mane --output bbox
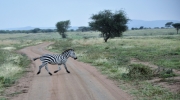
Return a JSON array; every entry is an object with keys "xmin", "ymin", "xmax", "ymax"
[{"xmin": 62, "ymin": 49, "xmax": 74, "ymax": 54}]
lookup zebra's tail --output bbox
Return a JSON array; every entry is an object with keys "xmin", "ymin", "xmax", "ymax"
[{"xmin": 33, "ymin": 57, "xmax": 40, "ymax": 61}]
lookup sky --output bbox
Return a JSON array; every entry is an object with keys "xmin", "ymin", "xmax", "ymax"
[{"xmin": 0, "ymin": 0, "xmax": 180, "ymax": 29}]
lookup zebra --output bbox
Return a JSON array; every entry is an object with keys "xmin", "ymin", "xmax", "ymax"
[{"xmin": 33, "ymin": 49, "xmax": 77, "ymax": 75}]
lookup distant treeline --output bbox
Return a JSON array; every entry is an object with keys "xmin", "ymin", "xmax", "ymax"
[
  {"xmin": 131, "ymin": 22, "xmax": 180, "ymax": 31},
  {"xmin": 131, "ymin": 26, "xmax": 169, "ymax": 30},
  {"xmin": 0, "ymin": 26, "xmax": 92, "ymax": 34},
  {"xmin": 0, "ymin": 28, "xmax": 57, "ymax": 34}
]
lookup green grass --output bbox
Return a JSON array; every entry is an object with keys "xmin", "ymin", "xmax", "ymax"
[
  {"xmin": 0, "ymin": 97, "xmax": 7, "ymax": 100},
  {"xmin": 0, "ymin": 49, "xmax": 31, "ymax": 90},
  {"xmin": 48, "ymin": 29, "xmax": 180, "ymax": 99},
  {"xmin": 124, "ymin": 28, "xmax": 177, "ymax": 36},
  {"xmin": 130, "ymin": 82, "xmax": 180, "ymax": 100},
  {"xmin": 0, "ymin": 42, "xmax": 31, "ymax": 99},
  {"xmin": 49, "ymin": 37, "xmax": 180, "ymax": 69},
  {"xmin": 1, "ymin": 28, "xmax": 180, "ymax": 99},
  {"xmin": 0, "ymin": 31, "xmax": 99, "ymax": 41}
]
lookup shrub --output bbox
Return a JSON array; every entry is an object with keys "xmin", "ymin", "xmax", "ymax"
[
  {"xmin": 125, "ymin": 64, "xmax": 152, "ymax": 80},
  {"xmin": 0, "ymin": 77, "xmax": 15, "ymax": 87},
  {"xmin": 159, "ymin": 69, "xmax": 176, "ymax": 78},
  {"xmin": 18, "ymin": 54, "xmax": 31, "ymax": 67}
]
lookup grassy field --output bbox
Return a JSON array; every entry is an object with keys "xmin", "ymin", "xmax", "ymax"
[
  {"xmin": 0, "ymin": 47, "xmax": 31, "ymax": 98},
  {"xmin": 0, "ymin": 28, "xmax": 180, "ymax": 99},
  {"xmin": 0, "ymin": 36, "xmax": 42, "ymax": 99},
  {"xmin": 48, "ymin": 29, "xmax": 180, "ymax": 100}
]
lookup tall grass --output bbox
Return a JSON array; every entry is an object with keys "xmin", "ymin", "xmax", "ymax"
[
  {"xmin": 0, "ymin": 46, "xmax": 31, "ymax": 100},
  {"xmin": 0, "ymin": 49, "xmax": 31, "ymax": 90}
]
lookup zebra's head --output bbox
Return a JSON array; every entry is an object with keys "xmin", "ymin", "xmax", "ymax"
[{"xmin": 69, "ymin": 49, "xmax": 77, "ymax": 60}]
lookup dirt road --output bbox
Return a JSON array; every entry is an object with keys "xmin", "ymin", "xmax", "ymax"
[{"xmin": 17, "ymin": 42, "xmax": 132, "ymax": 100}]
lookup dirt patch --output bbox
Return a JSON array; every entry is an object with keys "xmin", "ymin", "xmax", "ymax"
[{"xmin": 130, "ymin": 58, "xmax": 180, "ymax": 93}]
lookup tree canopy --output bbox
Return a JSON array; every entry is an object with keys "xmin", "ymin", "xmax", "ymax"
[
  {"xmin": 0, "ymin": 28, "xmax": 56, "ymax": 34},
  {"xmin": 32, "ymin": 28, "xmax": 41, "ymax": 33},
  {"xmin": 172, "ymin": 23, "xmax": 180, "ymax": 34},
  {"xmin": 165, "ymin": 22, "xmax": 173, "ymax": 28},
  {"xmin": 56, "ymin": 20, "xmax": 70, "ymax": 38},
  {"xmin": 89, "ymin": 10, "xmax": 129, "ymax": 42}
]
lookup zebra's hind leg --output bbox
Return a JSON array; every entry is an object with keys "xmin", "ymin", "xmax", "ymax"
[
  {"xmin": 37, "ymin": 63, "xmax": 47, "ymax": 75},
  {"xmin": 45, "ymin": 65, "xmax": 52, "ymax": 76},
  {"xmin": 63, "ymin": 64, "xmax": 70, "ymax": 73},
  {"xmin": 54, "ymin": 65, "xmax": 61, "ymax": 73}
]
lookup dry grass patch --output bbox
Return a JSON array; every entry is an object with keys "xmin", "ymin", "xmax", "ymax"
[
  {"xmin": 1, "ymin": 47, "xmax": 16, "ymax": 51},
  {"xmin": 0, "ymin": 63, "xmax": 23, "ymax": 78},
  {"xmin": 0, "ymin": 40, "xmax": 20, "ymax": 45},
  {"xmin": 72, "ymin": 38, "xmax": 104, "ymax": 46}
]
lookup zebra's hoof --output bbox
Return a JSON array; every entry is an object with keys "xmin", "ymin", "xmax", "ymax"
[
  {"xmin": 54, "ymin": 71, "xmax": 58, "ymax": 73},
  {"xmin": 67, "ymin": 71, "xmax": 70, "ymax": 73},
  {"xmin": 49, "ymin": 72, "xmax": 52, "ymax": 76},
  {"xmin": 37, "ymin": 71, "xmax": 40, "ymax": 75}
]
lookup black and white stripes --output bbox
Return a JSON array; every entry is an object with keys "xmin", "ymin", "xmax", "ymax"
[{"xmin": 33, "ymin": 49, "xmax": 77, "ymax": 75}]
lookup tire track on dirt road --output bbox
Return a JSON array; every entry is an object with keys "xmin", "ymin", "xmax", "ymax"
[{"xmin": 18, "ymin": 42, "xmax": 132, "ymax": 100}]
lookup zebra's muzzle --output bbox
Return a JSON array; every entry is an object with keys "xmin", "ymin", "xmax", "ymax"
[{"xmin": 74, "ymin": 57, "xmax": 77, "ymax": 60}]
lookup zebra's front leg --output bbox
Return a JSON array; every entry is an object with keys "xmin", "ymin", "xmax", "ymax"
[
  {"xmin": 63, "ymin": 64, "xmax": 70, "ymax": 73},
  {"xmin": 45, "ymin": 65, "xmax": 52, "ymax": 76},
  {"xmin": 54, "ymin": 65, "xmax": 61, "ymax": 73},
  {"xmin": 37, "ymin": 63, "xmax": 47, "ymax": 75}
]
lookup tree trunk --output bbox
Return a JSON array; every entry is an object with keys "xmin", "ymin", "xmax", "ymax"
[
  {"xmin": 177, "ymin": 29, "xmax": 179, "ymax": 34},
  {"xmin": 62, "ymin": 32, "xmax": 67, "ymax": 38},
  {"xmin": 104, "ymin": 38, "xmax": 108, "ymax": 42},
  {"xmin": 104, "ymin": 33, "xmax": 110, "ymax": 42}
]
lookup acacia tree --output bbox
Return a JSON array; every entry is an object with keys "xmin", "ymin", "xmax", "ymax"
[
  {"xmin": 89, "ymin": 10, "xmax": 129, "ymax": 42},
  {"xmin": 56, "ymin": 20, "xmax": 70, "ymax": 38},
  {"xmin": 165, "ymin": 22, "xmax": 173, "ymax": 28},
  {"xmin": 172, "ymin": 23, "xmax": 180, "ymax": 34}
]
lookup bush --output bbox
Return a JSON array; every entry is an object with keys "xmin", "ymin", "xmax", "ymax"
[
  {"xmin": 2, "ymin": 77, "xmax": 15, "ymax": 87},
  {"xmin": 125, "ymin": 64, "xmax": 152, "ymax": 80},
  {"xmin": 18, "ymin": 54, "xmax": 31, "ymax": 67},
  {"xmin": 0, "ymin": 77, "xmax": 15, "ymax": 87},
  {"xmin": 159, "ymin": 69, "xmax": 176, "ymax": 78}
]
